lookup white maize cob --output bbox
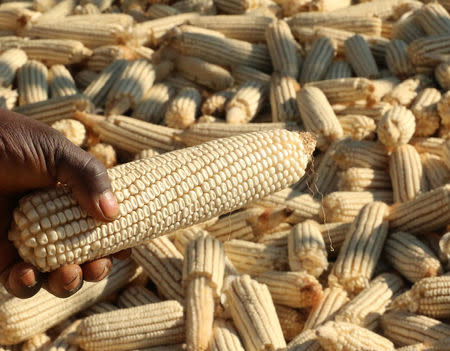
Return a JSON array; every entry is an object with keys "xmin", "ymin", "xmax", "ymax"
[
  {"xmin": 147, "ymin": 4, "xmax": 180, "ymax": 18},
  {"xmin": 420, "ymin": 152, "xmax": 450, "ymax": 189},
  {"xmin": 299, "ymin": 37, "xmax": 335, "ymax": 84},
  {"xmin": 386, "ymin": 39, "xmax": 415, "ymax": 78},
  {"xmin": 226, "ymin": 81, "xmax": 267, "ymax": 124},
  {"xmin": 17, "ymin": 60, "xmax": 49, "ymax": 105},
  {"xmin": 411, "ymin": 137, "xmax": 446, "ymax": 157},
  {"xmin": 407, "ymin": 34, "xmax": 450, "ymax": 67},
  {"xmin": 172, "ymin": 0, "xmax": 216, "ymax": 15},
  {"xmin": 86, "ymin": 45, "xmax": 139, "ymax": 72},
  {"xmin": 332, "ymin": 139, "xmax": 389, "ymax": 170},
  {"xmin": 51, "ymin": 119, "xmax": 86, "ymax": 147},
  {"xmin": 165, "ymin": 87, "xmax": 201, "ymax": 129},
  {"xmin": 435, "ymin": 62, "xmax": 450, "ymax": 90},
  {"xmin": 377, "ymin": 106, "xmax": 416, "ymax": 149},
  {"xmin": 231, "ymin": 65, "xmax": 271, "ymax": 86},
  {"xmin": 132, "ymin": 82, "xmax": 175, "ymax": 124},
  {"xmin": 75, "ymin": 70, "xmax": 99, "ymax": 89},
  {"xmin": 0, "ymin": 49, "xmax": 27, "ymax": 87},
  {"xmin": 395, "ymin": 344, "xmax": 428, "ymax": 351},
  {"xmin": 88, "ymin": 143, "xmax": 117, "ymax": 169},
  {"xmin": 210, "ymin": 319, "xmax": 245, "ymax": 351},
  {"xmin": 334, "ymin": 102, "xmax": 391, "ymax": 121},
  {"xmin": 344, "ymin": 34, "xmax": 380, "ymax": 78},
  {"xmin": 415, "ymin": 3, "xmax": 450, "ymax": 36},
  {"xmin": 201, "ymin": 89, "xmax": 235, "ymax": 117},
  {"xmin": 0, "ymin": 87, "xmax": 17, "ymax": 110},
  {"xmin": 213, "ymin": 0, "xmax": 257, "ymax": 14},
  {"xmin": 48, "ymin": 65, "xmax": 78, "ymax": 98},
  {"xmin": 270, "ymin": 72, "xmax": 301, "ymax": 123},
  {"xmin": 338, "ymin": 115, "xmax": 376, "ymax": 141},
  {"xmin": 286, "ymin": 329, "xmax": 323, "ymax": 351},
  {"xmin": 21, "ymin": 333, "xmax": 51, "ymax": 351},
  {"xmin": 34, "ymin": 0, "xmax": 77, "ymax": 23},
  {"xmin": 117, "ymin": 285, "xmax": 160, "ymax": 308},
  {"xmin": 318, "ymin": 222, "xmax": 352, "ymax": 257},
  {"xmin": 382, "ymin": 76, "xmax": 423, "ymax": 107},
  {"xmin": 411, "ymin": 88, "xmax": 441, "ymax": 137},
  {"xmin": 324, "ymin": 61, "xmax": 353, "ymax": 80},
  {"xmin": 338, "ymin": 168, "xmax": 391, "ymax": 192},
  {"xmin": 74, "ymin": 3, "xmax": 101, "ymax": 15}
]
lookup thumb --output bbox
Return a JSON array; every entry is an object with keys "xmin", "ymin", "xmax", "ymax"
[{"xmin": 54, "ymin": 139, "xmax": 119, "ymax": 221}]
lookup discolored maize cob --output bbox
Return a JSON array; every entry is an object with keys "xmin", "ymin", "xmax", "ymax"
[
  {"xmin": 328, "ymin": 202, "xmax": 389, "ymax": 295},
  {"xmin": 224, "ymin": 240, "xmax": 288, "ymax": 276},
  {"xmin": 411, "ymin": 88, "xmax": 441, "ymax": 137},
  {"xmin": 334, "ymin": 273, "xmax": 404, "ymax": 329},
  {"xmin": 0, "ymin": 49, "xmax": 27, "ymax": 87},
  {"xmin": 299, "ymin": 37, "xmax": 335, "ymax": 84},
  {"xmin": 231, "ymin": 65, "xmax": 271, "ymax": 86},
  {"xmin": 389, "ymin": 144, "xmax": 427, "ymax": 203},
  {"xmin": 131, "ymin": 237, "xmax": 184, "ymax": 303},
  {"xmin": 377, "ymin": 106, "xmax": 416, "ymax": 149},
  {"xmin": 165, "ymin": 87, "xmax": 201, "ymax": 129},
  {"xmin": 88, "ymin": 143, "xmax": 117, "ymax": 169},
  {"xmin": 170, "ymin": 25, "xmax": 272, "ymax": 72},
  {"xmin": 117, "ymin": 285, "xmax": 160, "ymax": 308},
  {"xmin": 392, "ymin": 11, "xmax": 426, "ymax": 43},
  {"xmin": 75, "ymin": 300, "xmax": 185, "ymax": 351},
  {"xmin": 384, "ymin": 232, "xmax": 442, "ymax": 283},
  {"xmin": 275, "ymin": 305, "xmax": 307, "ymax": 342},
  {"xmin": 225, "ymin": 274, "xmax": 286, "ymax": 351},
  {"xmin": 391, "ymin": 276, "xmax": 450, "ymax": 319},
  {"xmin": 266, "ymin": 19, "xmax": 300, "ymax": 79},
  {"xmin": 338, "ymin": 168, "xmax": 391, "ymax": 192},
  {"xmin": 211, "ymin": 319, "xmax": 245, "ymax": 351},
  {"xmin": 332, "ymin": 139, "xmax": 389, "ymax": 170},
  {"xmin": 270, "ymin": 72, "xmax": 300, "ymax": 123},
  {"xmin": 288, "ymin": 220, "xmax": 327, "ymax": 277},
  {"xmin": 48, "ymin": 65, "xmax": 78, "ymax": 98},
  {"xmin": 389, "ymin": 184, "xmax": 450, "ymax": 234},
  {"xmin": 338, "ymin": 115, "xmax": 376, "ymax": 141},
  {"xmin": 386, "ymin": 39, "xmax": 415, "ymax": 78},
  {"xmin": 51, "ymin": 119, "xmax": 86, "ymax": 147},
  {"xmin": 286, "ymin": 329, "xmax": 323, "ymax": 351},
  {"xmin": 318, "ymin": 222, "xmax": 352, "ymax": 257},
  {"xmin": 304, "ymin": 287, "xmax": 349, "ymax": 330},
  {"xmin": 344, "ymin": 34, "xmax": 379, "ymax": 78},
  {"xmin": 408, "ymin": 34, "xmax": 450, "ymax": 67},
  {"xmin": 226, "ymin": 81, "xmax": 267, "ymax": 124},
  {"xmin": 415, "ymin": 3, "xmax": 450, "ymax": 36},
  {"xmin": 435, "ymin": 62, "xmax": 450, "ymax": 90},
  {"xmin": 16, "ymin": 60, "xmax": 48, "ymax": 106},
  {"xmin": 316, "ymin": 321, "xmax": 395, "ymax": 351}
]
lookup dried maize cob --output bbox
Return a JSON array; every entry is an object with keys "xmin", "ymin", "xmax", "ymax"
[
  {"xmin": 86, "ymin": 45, "xmax": 138, "ymax": 72},
  {"xmin": 371, "ymin": 75, "xmax": 402, "ymax": 102},
  {"xmin": 213, "ymin": 0, "xmax": 257, "ymax": 14},
  {"xmin": 147, "ymin": 4, "xmax": 180, "ymax": 19},
  {"xmin": 0, "ymin": 259, "xmax": 138, "ymax": 344},
  {"xmin": 16, "ymin": 60, "xmax": 48, "ymax": 106},
  {"xmin": 328, "ymin": 202, "xmax": 389, "ymax": 295},
  {"xmin": 332, "ymin": 139, "xmax": 389, "ymax": 170},
  {"xmin": 275, "ymin": 305, "xmax": 307, "ymax": 342},
  {"xmin": 170, "ymin": 25, "xmax": 272, "ymax": 72},
  {"xmin": 0, "ymin": 7, "xmax": 38, "ymax": 30},
  {"xmin": 226, "ymin": 80, "xmax": 267, "ymax": 124},
  {"xmin": 75, "ymin": 70, "xmax": 98, "ymax": 89},
  {"xmin": 377, "ymin": 106, "xmax": 416, "ymax": 149},
  {"xmin": 255, "ymin": 270, "xmax": 322, "ymax": 308},
  {"xmin": 183, "ymin": 236, "xmax": 225, "ymax": 351},
  {"xmin": 391, "ymin": 276, "xmax": 450, "ymax": 319},
  {"xmin": 211, "ymin": 319, "xmax": 245, "ymax": 351},
  {"xmin": 420, "ymin": 152, "xmax": 450, "ymax": 189},
  {"xmin": 165, "ymin": 87, "xmax": 201, "ymax": 129},
  {"xmin": 395, "ymin": 344, "xmax": 428, "ymax": 351},
  {"xmin": 334, "ymin": 102, "xmax": 391, "ymax": 121},
  {"xmin": 288, "ymin": 220, "xmax": 327, "ymax": 277},
  {"xmin": 324, "ymin": 61, "xmax": 353, "ymax": 80},
  {"xmin": 13, "ymin": 94, "xmax": 93, "ymax": 125},
  {"xmin": 75, "ymin": 300, "xmax": 184, "ymax": 351},
  {"xmin": 189, "ymin": 15, "xmax": 273, "ymax": 43},
  {"xmin": 444, "ymin": 140, "xmax": 450, "ymax": 170},
  {"xmin": 0, "ymin": 87, "xmax": 17, "ymax": 110},
  {"xmin": 256, "ymin": 228, "xmax": 291, "ymax": 247},
  {"xmin": 344, "ymin": 34, "xmax": 380, "ymax": 78},
  {"xmin": 224, "ymin": 240, "xmax": 288, "ymax": 275},
  {"xmin": 411, "ymin": 137, "xmax": 446, "ymax": 157},
  {"xmin": 172, "ymin": 0, "xmax": 216, "ymax": 15},
  {"xmin": 389, "ymin": 144, "xmax": 427, "ymax": 203},
  {"xmin": 201, "ymin": 89, "xmax": 234, "ymax": 117},
  {"xmin": 48, "ymin": 65, "xmax": 78, "ymax": 98},
  {"xmin": 225, "ymin": 274, "xmax": 286, "ymax": 351},
  {"xmin": 0, "ymin": 49, "xmax": 27, "ymax": 87},
  {"xmin": 411, "ymin": 88, "xmax": 441, "ymax": 137},
  {"xmin": 392, "ymin": 12, "xmax": 426, "ymax": 44},
  {"xmin": 51, "ymin": 119, "xmax": 86, "ymax": 147},
  {"xmin": 415, "ymin": 3, "xmax": 450, "ymax": 36},
  {"xmin": 318, "ymin": 222, "xmax": 352, "ymax": 257},
  {"xmin": 286, "ymin": 329, "xmax": 323, "ymax": 351},
  {"xmin": 45, "ymin": 318, "xmax": 80, "ymax": 351},
  {"xmin": 338, "ymin": 168, "xmax": 391, "ymax": 192},
  {"xmin": 175, "ymin": 55, "xmax": 233, "ymax": 91},
  {"xmin": 304, "ymin": 287, "xmax": 349, "ymax": 330},
  {"xmin": 132, "ymin": 82, "xmax": 175, "ymax": 123},
  {"xmin": 331, "ymin": 0, "xmax": 417, "ymax": 20},
  {"xmin": 163, "ymin": 73, "xmax": 203, "ymax": 91},
  {"xmin": 316, "ymin": 321, "xmax": 395, "ymax": 351},
  {"xmin": 299, "ymin": 37, "xmax": 335, "ymax": 84},
  {"xmin": 88, "ymin": 143, "xmax": 117, "ymax": 169},
  {"xmin": 231, "ymin": 65, "xmax": 271, "ymax": 86},
  {"xmin": 338, "ymin": 115, "xmax": 376, "ymax": 141},
  {"xmin": 439, "ymin": 232, "xmax": 450, "ymax": 268},
  {"xmin": 389, "ymin": 184, "xmax": 450, "ymax": 234},
  {"xmin": 131, "ymin": 237, "xmax": 184, "ymax": 303},
  {"xmin": 266, "ymin": 19, "xmax": 300, "ymax": 79},
  {"xmin": 133, "ymin": 148, "xmax": 161, "ymax": 161},
  {"xmin": 74, "ymin": 2, "xmax": 101, "ymax": 15},
  {"xmin": 381, "ymin": 311, "xmax": 450, "ymax": 346},
  {"xmin": 117, "ymin": 285, "xmax": 160, "ymax": 308},
  {"xmin": 435, "ymin": 62, "xmax": 450, "ymax": 90},
  {"xmin": 334, "ymin": 273, "xmax": 404, "ymax": 329},
  {"xmin": 172, "ymin": 225, "xmax": 208, "ymax": 255},
  {"xmin": 21, "ymin": 333, "xmax": 51, "ymax": 351},
  {"xmin": 34, "ymin": 0, "xmax": 77, "ymax": 23},
  {"xmin": 382, "ymin": 76, "xmax": 422, "ymax": 107},
  {"xmin": 386, "ymin": 39, "xmax": 415, "ymax": 78},
  {"xmin": 80, "ymin": 302, "xmax": 119, "ymax": 317},
  {"xmin": 270, "ymin": 72, "xmax": 300, "ymax": 123},
  {"xmin": 408, "ymin": 34, "xmax": 450, "ymax": 67}
]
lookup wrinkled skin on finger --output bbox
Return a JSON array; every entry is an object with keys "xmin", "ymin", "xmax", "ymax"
[{"xmin": 0, "ymin": 109, "xmax": 130, "ymax": 298}]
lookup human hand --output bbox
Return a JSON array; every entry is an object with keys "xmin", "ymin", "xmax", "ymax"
[{"xmin": 0, "ymin": 109, "xmax": 129, "ymax": 298}]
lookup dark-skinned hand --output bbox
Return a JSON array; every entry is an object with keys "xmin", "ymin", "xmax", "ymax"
[{"xmin": 0, "ymin": 109, "xmax": 130, "ymax": 299}]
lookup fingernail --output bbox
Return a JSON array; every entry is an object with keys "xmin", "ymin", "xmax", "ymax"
[
  {"xmin": 19, "ymin": 267, "xmax": 38, "ymax": 287},
  {"xmin": 99, "ymin": 190, "xmax": 119, "ymax": 220},
  {"xmin": 63, "ymin": 272, "xmax": 82, "ymax": 292}
]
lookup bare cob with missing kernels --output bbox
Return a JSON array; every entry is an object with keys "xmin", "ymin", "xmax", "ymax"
[
  {"xmin": 48, "ymin": 65, "xmax": 78, "ymax": 98},
  {"xmin": 377, "ymin": 106, "xmax": 416, "ymax": 150},
  {"xmin": 183, "ymin": 236, "xmax": 225, "ymax": 351},
  {"xmin": 0, "ymin": 49, "xmax": 27, "ymax": 88},
  {"xmin": 338, "ymin": 168, "xmax": 391, "ymax": 192},
  {"xmin": 435, "ymin": 62, "xmax": 450, "ymax": 90},
  {"xmin": 411, "ymin": 88, "xmax": 442, "ymax": 137},
  {"xmin": 16, "ymin": 60, "xmax": 48, "ymax": 106},
  {"xmin": 226, "ymin": 81, "xmax": 267, "ymax": 124},
  {"xmin": 225, "ymin": 275, "xmax": 286, "ymax": 351},
  {"xmin": 344, "ymin": 34, "xmax": 379, "ymax": 78},
  {"xmin": 384, "ymin": 232, "xmax": 442, "ymax": 283},
  {"xmin": 270, "ymin": 72, "xmax": 301, "ymax": 123},
  {"xmin": 117, "ymin": 285, "xmax": 160, "ymax": 308},
  {"xmin": 338, "ymin": 115, "xmax": 376, "ymax": 141},
  {"xmin": 288, "ymin": 220, "xmax": 328, "ymax": 277},
  {"xmin": 210, "ymin": 319, "xmax": 245, "ymax": 351},
  {"xmin": 385, "ymin": 39, "xmax": 415, "ymax": 78},
  {"xmin": 299, "ymin": 37, "xmax": 335, "ymax": 84},
  {"xmin": 165, "ymin": 87, "xmax": 201, "ymax": 129},
  {"xmin": 328, "ymin": 202, "xmax": 389, "ymax": 295}
]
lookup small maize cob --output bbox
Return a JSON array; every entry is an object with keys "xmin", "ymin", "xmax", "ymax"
[
  {"xmin": 226, "ymin": 81, "xmax": 267, "ymax": 124},
  {"xmin": 0, "ymin": 49, "xmax": 27, "ymax": 87},
  {"xmin": 288, "ymin": 220, "xmax": 328, "ymax": 277},
  {"xmin": 189, "ymin": 15, "xmax": 273, "ymax": 43},
  {"xmin": 147, "ymin": 4, "xmax": 180, "ymax": 18},
  {"xmin": 318, "ymin": 222, "xmax": 352, "ymax": 257},
  {"xmin": 415, "ymin": 3, "xmax": 450, "ymax": 36},
  {"xmin": 332, "ymin": 139, "xmax": 389, "ymax": 170},
  {"xmin": 172, "ymin": 225, "xmax": 208, "ymax": 255},
  {"xmin": 338, "ymin": 115, "xmax": 376, "ymax": 141},
  {"xmin": 131, "ymin": 82, "xmax": 175, "ymax": 123},
  {"xmin": 299, "ymin": 37, "xmax": 335, "ymax": 84},
  {"xmin": 389, "ymin": 144, "xmax": 428, "ymax": 203},
  {"xmin": 324, "ymin": 61, "xmax": 353, "ymax": 80},
  {"xmin": 224, "ymin": 240, "xmax": 288, "ymax": 276},
  {"xmin": 34, "ymin": 0, "xmax": 77, "ymax": 24},
  {"xmin": 382, "ymin": 76, "xmax": 425, "ymax": 107},
  {"xmin": 270, "ymin": 72, "xmax": 301, "ymax": 123},
  {"xmin": 435, "ymin": 62, "xmax": 450, "ymax": 90},
  {"xmin": 132, "ymin": 237, "xmax": 184, "ymax": 303},
  {"xmin": 231, "ymin": 65, "xmax": 271, "ymax": 86},
  {"xmin": 48, "ymin": 65, "xmax": 78, "ymax": 98},
  {"xmin": 0, "ymin": 7, "xmax": 38, "ymax": 31},
  {"xmin": 51, "ymin": 119, "xmax": 86, "ymax": 147},
  {"xmin": 171, "ymin": 0, "xmax": 216, "ymax": 15},
  {"xmin": 86, "ymin": 45, "xmax": 138, "ymax": 72},
  {"xmin": 254, "ymin": 270, "xmax": 322, "ymax": 308},
  {"xmin": 338, "ymin": 168, "xmax": 391, "ymax": 192},
  {"xmin": 266, "ymin": 19, "xmax": 300, "ymax": 79},
  {"xmin": 384, "ymin": 232, "xmax": 442, "ymax": 283},
  {"xmin": 392, "ymin": 11, "xmax": 426, "ymax": 43},
  {"xmin": 408, "ymin": 34, "xmax": 450, "ymax": 67},
  {"xmin": 213, "ymin": 0, "xmax": 256, "ymax": 14},
  {"xmin": 411, "ymin": 88, "xmax": 441, "ymax": 137},
  {"xmin": 75, "ymin": 70, "xmax": 99, "ymax": 89},
  {"xmin": 381, "ymin": 311, "xmax": 450, "ymax": 346},
  {"xmin": 334, "ymin": 102, "xmax": 391, "ymax": 121},
  {"xmin": 334, "ymin": 273, "xmax": 404, "ymax": 329},
  {"xmin": 201, "ymin": 89, "xmax": 235, "ymax": 117},
  {"xmin": 286, "ymin": 329, "xmax": 323, "ymax": 351},
  {"xmin": 165, "ymin": 87, "xmax": 201, "ymax": 129},
  {"xmin": 385, "ymin": 39, "xmax": 415, "ymax": 78},
  {"xmin": 316, "ymin": 321, "xmax": 395, "ymax": 351},
  {"xmin": 21, "ymin": 333, "xmax": 51, "ymax": 351},
  {"xmin": 389, "ymin": 184, "xmax": 450, "ymax": 234},
  {"xmin": 74, "ymin": 2, "xmax": 101, "ymax": 15},
  {"xmin": 304, "ymin": 287, "xmax": 349, "ymax": 330},
  {"xmin": 275, "ymin": 305, "xmax": 308, "ymax": 342},
  {"xmin": 377, "ymin": 106, "xmax": 416, "ymax": 149},
  {"xmin": 421, "ymin": 152, "xmax": 450, "ymax": 189},
  {"xmin": 411, "ymin": 137, "xmax": 445, "ymax": 157},
  {"xmin": 88, "ymin": 143, "xmax": 117, "ymax": 169},
  {"xmin": 391, "ymin": 276, "xmax": 450, "ymax": 319},
  {"xmin": 225, "ymin": 274, "xmax": 286, "ymax": 351},
  {"xmin": 328, "ymin": 202, "xmax": 389, "ymax": 295},
  {"xmin": 344, "ymin": 34, "xmax": 380, "ymax": 78},
  {"xmin": 0, "ymin": 87, "xmax": 17, "ymax": 110},
  {"xmin": 371, "ymin": 75, "xmax": 401, "ymax": 102},
  {"xmin": 211, "ymin": 319, "xmax": 245, "ymax": 351},
  {"xmin": 117, "ymin": 285, "xmax": 160, "ymax": 308},
  {"xmin": 257, "ymin": 228, "xmax": 291, "ymax": 247}
]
